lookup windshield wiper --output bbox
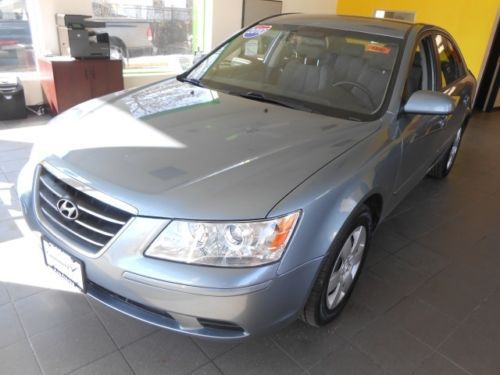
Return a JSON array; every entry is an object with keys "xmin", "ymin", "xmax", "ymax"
[
  {"xmin": 230, "ymin": 91, "xmax": 312, "ymax": 112},
  {"xmin": 177, "ymin": 76, "xmax": 205, "ymax": 88}
]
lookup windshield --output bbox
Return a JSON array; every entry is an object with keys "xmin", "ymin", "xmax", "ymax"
[{"xmin": 186, "ymin": 23, "xmax": 401, "ymax": 120}]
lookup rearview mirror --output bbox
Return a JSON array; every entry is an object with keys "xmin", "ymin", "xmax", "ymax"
[{"xmin": 404, "ymin": 90, "xmax": 456, "ymax": 115}]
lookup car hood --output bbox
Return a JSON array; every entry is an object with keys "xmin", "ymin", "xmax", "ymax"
[{"xmin": 39, "ymin": 78, "xmax": 379, "ymax": 220}]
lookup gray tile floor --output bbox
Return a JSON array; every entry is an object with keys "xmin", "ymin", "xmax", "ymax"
[{"xmin": 0, "ymin": 112, "xmax": 499, "ymax": 375}]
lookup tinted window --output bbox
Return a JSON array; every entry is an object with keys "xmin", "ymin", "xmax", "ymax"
[
  {"xmin": 435, "ymin": 34, "xmax": 465, "ymax": 87},
  {"xmin": 188, "ymin": 24, "xmax": 401, "ymax": 119},
  {"xmin": 403, "ymin": 35, "xmax": 436, "ymax": 101}
]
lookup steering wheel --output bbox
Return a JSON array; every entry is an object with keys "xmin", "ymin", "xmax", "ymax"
[{"xmin": 330, "ymin": 81, "xmax": 376, "ymax": 109}]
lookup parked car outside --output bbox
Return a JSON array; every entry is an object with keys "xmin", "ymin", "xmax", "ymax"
[
  {"xmin": 19, "ymin": 14, "xmax": 475, "ymax": 340},
  {"xmin": 0, "ymin": 19, "xmax": 34, "ymax": 71},
  {"xmin": 91, "ymin": 17, "xmax": 153, "ymax": 60},
  {"xmin": 91, "ymin": 2, "xmax": 193, "ymax": 61}
]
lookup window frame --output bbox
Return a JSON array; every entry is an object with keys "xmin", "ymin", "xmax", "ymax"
[{"xmin": 401, "ymin": 31, "xmax": 438, "ymax": 104}]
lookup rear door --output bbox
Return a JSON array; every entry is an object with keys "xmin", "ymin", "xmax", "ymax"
[{"xmin": 432, "ymin": 32, "xmax": 471, "ymax": 153}]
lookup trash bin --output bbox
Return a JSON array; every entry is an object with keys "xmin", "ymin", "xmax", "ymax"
[{"xmin": 0, "ymin": 77, "xmax": 27, "ymax": 121}]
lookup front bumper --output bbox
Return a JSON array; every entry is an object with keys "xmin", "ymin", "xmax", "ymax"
[{"xmin": 20, "ymin": 189, "xmax": 322, "ymax": 340}]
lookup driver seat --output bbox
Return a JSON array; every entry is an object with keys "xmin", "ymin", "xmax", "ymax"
[
  {"xmin": 278, "ymin": 38, "xmax": 329, "ymax": 95},
  {"xmin": 350, "ymin": 49, "xmax": 396, "ymax": 110}
]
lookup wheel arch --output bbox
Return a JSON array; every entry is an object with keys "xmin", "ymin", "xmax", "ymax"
[
  {"xmin": 109, "ymin": 36, "xmax": 127, "ymax": 49},
  {"xmin": 271, "ymin": 123, "xmax": 396, "ymax": 276},
  {"xmin": 363, "ymin": 193, "xmax": 383, "ymax": 229},
  {"xmin": 276, "ymin": 182, "xmax": 387, "ymax": 276}
]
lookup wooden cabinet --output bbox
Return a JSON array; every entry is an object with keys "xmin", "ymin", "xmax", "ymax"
[{"xmin": 39, "ymin": 58, "xmax": 124, "ymax": 114}]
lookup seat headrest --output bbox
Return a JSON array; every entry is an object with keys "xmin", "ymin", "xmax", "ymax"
[
  {"xmin": 296, "ymin": 37, "xmax": 326, "ymax": 60},
  {"xmin": 413, "ymin": 52, "xmax": 422, "ymax": 67}
]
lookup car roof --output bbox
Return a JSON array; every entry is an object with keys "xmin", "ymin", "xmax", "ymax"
[{"xmin": 267, "ymin": 14, "xmax": 421, "ymax": 39}]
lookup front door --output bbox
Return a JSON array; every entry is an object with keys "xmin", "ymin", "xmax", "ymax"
[{"xmin": 393, "ymin": 34, "xmax": 442, "ymax": 195}]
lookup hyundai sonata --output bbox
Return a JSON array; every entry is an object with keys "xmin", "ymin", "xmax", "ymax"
[{"xmin": 19, "ymin": 14, "xmax": 475, "ymax": 340}]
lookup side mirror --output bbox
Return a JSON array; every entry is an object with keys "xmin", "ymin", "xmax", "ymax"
[{"xmin": 404, "ymin": 90, "xmax": 456, "ymax": 115}]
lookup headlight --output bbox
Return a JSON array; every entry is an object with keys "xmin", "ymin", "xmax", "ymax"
[{"xmin": 145, "ymin": 211, "xmax": 300, "ymax": 267}]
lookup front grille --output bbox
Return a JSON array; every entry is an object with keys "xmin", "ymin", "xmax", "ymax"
[
  {"xmin": 87, "ymin": 281, "xmax": 175, "ymax": 321},
  {"xmin": 36, "ymin": 167, "xmax": 133, "ymax": 254}
]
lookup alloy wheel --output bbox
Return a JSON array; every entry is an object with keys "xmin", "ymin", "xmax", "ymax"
[{"xmin": 326, "ymin": 226, "xmax": 367, "ymax": 309}]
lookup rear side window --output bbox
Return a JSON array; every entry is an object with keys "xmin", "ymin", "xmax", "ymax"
[{"xmin": 434, "ymin": 34, "xmax": 465, "ymax": 87}]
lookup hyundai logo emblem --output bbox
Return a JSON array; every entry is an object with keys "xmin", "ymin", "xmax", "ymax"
[{"xmin": 56, "ymin": 198, "xmax": 79, "ymax": 221}]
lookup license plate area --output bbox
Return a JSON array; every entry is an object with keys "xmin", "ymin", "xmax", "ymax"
[{"xmin": 42, "ymin": 238, "xmax": 86, "ymax": 292}]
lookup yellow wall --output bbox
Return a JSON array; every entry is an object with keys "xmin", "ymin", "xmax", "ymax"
[{"xmin": 336, "ymin": 0, "xmax": 500, "ymax": 78}]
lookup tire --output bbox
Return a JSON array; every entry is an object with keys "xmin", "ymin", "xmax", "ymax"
[
  {"xmin": 427, "ymin": 125, "xmax": 464, "ymax": 179},
  {"xmin": 301, "ymin": 205, "xmax": 373, "ymax": 327},
  {"xmin": 109, "ymin": 37, "xmax": 128, "ymax": 61}
]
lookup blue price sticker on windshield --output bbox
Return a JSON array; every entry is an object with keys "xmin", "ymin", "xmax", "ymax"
[{"xmin": 243, "ymin": 25, "xmax": 272, "ymax": 38}]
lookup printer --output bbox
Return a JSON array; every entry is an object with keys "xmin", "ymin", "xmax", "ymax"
[{"xmin": 56, "ymin": 14, "xmax": 110, "ymax": 59}]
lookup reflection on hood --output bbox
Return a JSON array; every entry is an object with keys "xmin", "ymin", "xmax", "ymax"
[{"xmin": 121, "ymin": 79, "xmax": 220, "ymax": 119}]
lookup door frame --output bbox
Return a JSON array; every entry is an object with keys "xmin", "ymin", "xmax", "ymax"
[{"xmin": 474, "ymin": 8, "xmax": 500, "ymax": 109}]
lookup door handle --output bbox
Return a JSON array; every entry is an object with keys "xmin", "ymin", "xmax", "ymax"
[
  {"xmin": 437, "ymin": 116, "xmax": 447, "ymax": 128},
  {"xmin": 429, "ymin": 116, "xmax": 447, "ymax": 133},
  {"xmin": 84, "ymin": 68, "xmax": 88, "ymax": 80}
]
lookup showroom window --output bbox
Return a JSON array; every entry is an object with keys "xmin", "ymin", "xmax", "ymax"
[
  {"xmin": 435, "ymin": 34, "xmax": 465, "ymax": 87},
  {"xmin": 92, "ymin": 0, "xmax": 206, "ymax": 75},
  {"xmin": 0, "ymin": 0, "xmax": 35, "ymax": 72}
]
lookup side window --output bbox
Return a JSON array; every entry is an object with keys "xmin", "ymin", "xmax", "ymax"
[
  {"xmin": 403, "ymin": 44, "xmax": 424, "ymax": 101},
  {"xmin": 403, "ymin": 36, "xmax": 434, "ymax": 101},
  {"xmin": 434, "ymin": 34, "xmax": 465, "ymax": 87}
]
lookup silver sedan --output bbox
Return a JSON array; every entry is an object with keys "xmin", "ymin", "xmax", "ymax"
[{"xmin": 19, "ymin": 14, "xmax": 475, "ymax": 340}]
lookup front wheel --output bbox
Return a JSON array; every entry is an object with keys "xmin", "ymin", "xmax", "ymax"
[
  {"xmin": 427, "ymin": 126, "xmax": 463, "ymax": 179},
  {"xmin": 110, "ymin": 45, "xmax": 126, "ymax": 60},
  {"xmin": 301, "ymin": 205, "xmax": 373, "ymax": 327}
]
